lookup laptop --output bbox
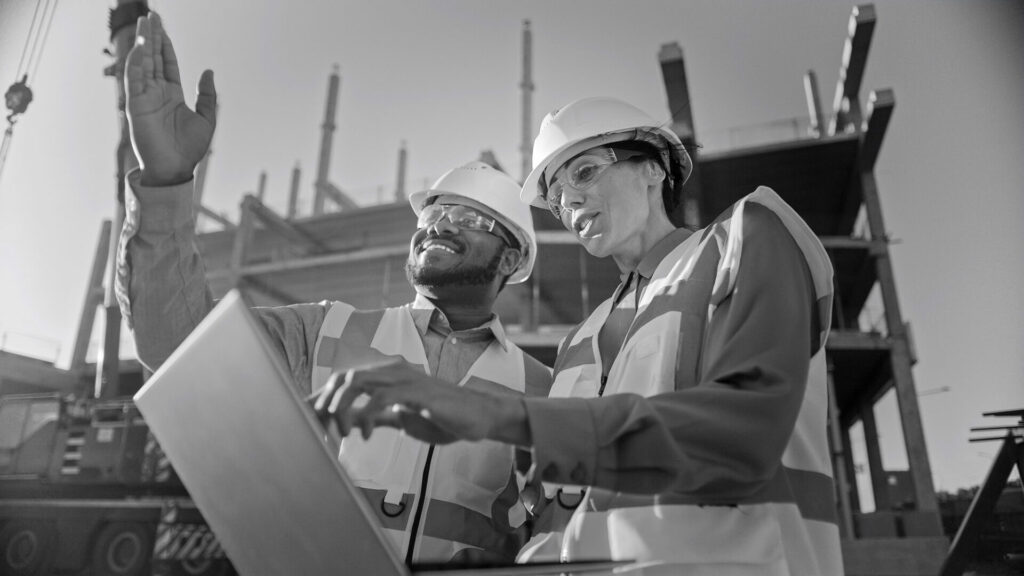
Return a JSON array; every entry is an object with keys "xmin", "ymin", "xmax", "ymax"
[{"xmin": 135, "ymin": 290, "xmax": 636, "ymax": 576}]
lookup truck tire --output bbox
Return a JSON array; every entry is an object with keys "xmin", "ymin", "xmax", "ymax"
[
  {"xmin": 91, "ymin": 522, "xmax": 153, "ymax": 576},
  {"xmin": 0, "ymin": 520, "xmax": 55, "ymax": 576}
]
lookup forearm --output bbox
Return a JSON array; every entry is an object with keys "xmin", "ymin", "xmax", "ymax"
[{"xmin": 117, "ymin": 170, "xmax": 214, "ymax": 370}]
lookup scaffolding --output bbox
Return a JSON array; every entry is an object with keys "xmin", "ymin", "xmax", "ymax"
[{"xmin": 68, "ymin": 3, "xmax": 947, "ymax": 574}]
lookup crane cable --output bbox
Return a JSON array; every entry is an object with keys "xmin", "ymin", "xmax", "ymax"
[{"xmin": 2, "ymin": 0, "xmax": 60, "ymax": 187}]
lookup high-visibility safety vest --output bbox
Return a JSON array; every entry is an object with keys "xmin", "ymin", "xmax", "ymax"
[
  {"xmin": 311, "ymin": 300, "xmax": 534, "ymax": 563},
  {"xmin": 541, "ymin": 188, "xmax": 842, "ymax": 575}
]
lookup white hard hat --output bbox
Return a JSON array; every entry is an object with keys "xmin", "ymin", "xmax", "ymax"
[
  {"xmin": 409, "ymin": 161, "xmax": 536, "ymax": 284},
  {"xmin": 521, "ymin": 96, "xmax": 693, "ymax": 210}
]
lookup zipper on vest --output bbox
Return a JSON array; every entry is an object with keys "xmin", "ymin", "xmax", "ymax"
[
  {"xmin": 405, "ymin": 444, "xmax": 435, "ymax": 565},
  {"xmin": 598, "ymin": 374, "xmax": 609, "ymax": 396}
]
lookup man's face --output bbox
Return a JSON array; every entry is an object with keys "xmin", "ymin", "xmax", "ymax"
[
  {"xmin": 547, "ymin": 147, "xmax": 654, "ymax": 260},
  {"xmin": 405, "ymin": 200, "xmax": 512, "ymax": 289}
]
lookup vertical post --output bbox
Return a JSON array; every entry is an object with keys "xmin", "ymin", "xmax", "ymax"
[
  {"xmin": 230, "ymin": 198, "xmax": 255, "ymax": 288},
  {"xmin": 804, "ymin": 70, "xmax": 825, "ymax": 138},
  {"xmin": 658, "ymin": 42, "xmax": 702, "ymax": 228},
  {"xmin": 287, "ymin": 162, "xmax": 301, "ymax": 219},
  {"xmin": 859, "ymin": 402, "xmax": 891, "ymax": 511},
  {"xmin": 70, "ymin": 221, "xmax": 113, "ymax": 374},
  {"xmin": 314, "ymin": 65, "xmax": 341, "ymax": 215},
  {"xmin": 860, "ymin": 168, "xmax": 939, "ymax": 514},
  {"xmin": 827, "ymin": 369, "xmax": 856, "ymax": 538},
  {"xmin": 841, "ymin": 423, "xmax": 862, "ymax": 514},
  {"xmin": 256, "ymin": 171, "xmax": 267, "ymax": 202},
  {"xmin": 394, "ymin": 141, "xmax": 407, "ymax": 202},
  {"xmin": 519, "ymin": 20, "xmax": 534, "ymax": 183}
]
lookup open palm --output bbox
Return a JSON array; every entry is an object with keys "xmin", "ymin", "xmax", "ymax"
[{"xmin": 125, "ymin": 13, "xmax": 216, "ymax": 186}]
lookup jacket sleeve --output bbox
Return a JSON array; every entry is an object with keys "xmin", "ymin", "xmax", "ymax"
[
  {"xmin": 522, "ymin": 204, "xmax": 817, "ymax": 499},
  {"xmin": 116, "ymin": 170, "xmax": 326, "ymax": 393}
]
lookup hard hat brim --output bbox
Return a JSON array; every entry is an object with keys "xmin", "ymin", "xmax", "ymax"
[{"xmin": 520, "ymin": 127, "xmax": 691, "ymax": 211}]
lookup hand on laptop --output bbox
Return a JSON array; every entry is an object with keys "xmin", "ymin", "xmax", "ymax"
[
  {"xmin": 310, "ymin": 358, "xmax": 531, "ymax": 447},
  {"xmin": 126, "ymin": 12, "xmax": 216, "ymax": 187}
]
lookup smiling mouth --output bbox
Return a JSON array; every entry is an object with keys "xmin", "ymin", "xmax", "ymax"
[
  {"xmin": 418, "ymin": 238, "xmax": 463, "ymax": 255},
  {"xmin": 573, "ymin": 213, "xmax": 599, "ymax": 236}
]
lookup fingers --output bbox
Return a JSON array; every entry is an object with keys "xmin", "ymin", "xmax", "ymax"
[
  {"xmin": 138, "ymin": 16, "xmax": 155, "ymax": 81},
  {"xmin": 151, "ymin": 12, "xmax": 183, "ymax": 86},
  {"xmin": 196, "ymin": 70, "xmax": 217, "ymax": 127},
  {"xmin": 150, "ymin": 13, "xmax": 164, "ymax": 81},
  {"xmin": 125, "ymin": 16, "xmax": 151, "ymax": 99}
]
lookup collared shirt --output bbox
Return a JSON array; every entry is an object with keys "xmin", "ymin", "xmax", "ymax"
[
  {"xmin": 117, "ymin": 170, "xmax": 516, "ymax": 394},
  {"xmin": 410, "ymin": 294, "xmax": 508, "ymax": 385},
  {"xmin": 596, "ymin": 227, "xmax": 694, "ymax": 377}
]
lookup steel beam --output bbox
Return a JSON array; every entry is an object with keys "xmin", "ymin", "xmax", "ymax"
[
  {"xmin": 318, "ymin": 180, "xmax": 358, "ymax": 212},
  {"xmin": 287, "ymin": 163, "xmax": 301, "ymax": 219},
  {"xmin": 241, "ymin": 194, "xmax": 327, "ymax": 254},
  {"xmin": 395, "ymin": 141, "xmax": 407, "ymax": 202},
  {"xmin": 207, "ymin": 244, "xmax": 409, "ymax": 280},
  {"xmin": 195, "ymin": 204, "xmax": 234, "ymax": 229},
  {"xmin": 70, "ymin": 221, "xmax": 112, "ymax": 373},
  {"xmin": 520, "ymin": 20, "xmax": 534, "ymax": 183},
  {"xmin": 804, "ymin": 70, "xmax": 826, "ymax": 138},
  {"xmin": 314, "ymin": 66, "xmax": 341, "ymax": 215}
]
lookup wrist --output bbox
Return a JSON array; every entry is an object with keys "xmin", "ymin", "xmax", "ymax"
[
  {"xmin": 139, "ymin": 168, "xmax": 194, "ymax": 188},
  {"xmin": 488, "ymin": 396, "xmax": 532, "ymax": 447}
]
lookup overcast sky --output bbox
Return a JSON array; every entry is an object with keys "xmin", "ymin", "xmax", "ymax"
[{"xmin": 1, "ymin": 1, "xmax": 1022, "ymax": 496}]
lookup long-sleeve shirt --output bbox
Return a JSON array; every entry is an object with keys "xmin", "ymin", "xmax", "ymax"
[{"xmin": 521, "ymin": 202, "xmax": 819, "ymax": 501}]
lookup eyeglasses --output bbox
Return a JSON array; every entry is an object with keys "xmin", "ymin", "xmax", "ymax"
[
  {"xmin": 541, "ymin": 147, "xmax": 650, "ymax": 220},
  {"xmin": 417, "ymin": 204, "xmax": 512, "ymax": 246}
]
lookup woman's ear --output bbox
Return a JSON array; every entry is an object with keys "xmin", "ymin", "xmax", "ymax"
[{"xmin": 645, "ymin": 159, "xmax": 666, "ymax": 182}]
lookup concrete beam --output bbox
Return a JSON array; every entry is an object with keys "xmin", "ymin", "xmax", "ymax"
[
  {"xmin": 830, "ymin": 4, "xmax": 876, "ymax": 135},
  {"xmin": 861, "ymin": 89, "xmax": 895, "ymax": 171}
]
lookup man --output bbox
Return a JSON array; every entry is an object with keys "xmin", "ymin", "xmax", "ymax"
[
  {"xmin": 321, "ymin": 97, "xmax": 842, "ymax": 574},
  {"xmin": 117, "ymin": 14, "xmax": 551, "ymax": 564}
]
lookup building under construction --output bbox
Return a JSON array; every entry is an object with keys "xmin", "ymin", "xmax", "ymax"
[{"xmin": 0, "ymin": 4, "xmax": 972, "ymax": 575}]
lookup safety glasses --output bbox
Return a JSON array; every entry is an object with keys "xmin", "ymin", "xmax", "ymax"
[
  {"xmin": 417, "ymin": 204, "xmax": 511, "ymax": 246},
  {"xmin": 541, "ymin": 147, "xmax": 650, "ymax": 220}
]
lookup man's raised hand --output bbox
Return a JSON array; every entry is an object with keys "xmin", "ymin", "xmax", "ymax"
[{"xmin": 125, "ymin": 13, "xmax": 216, "ymax": 187}]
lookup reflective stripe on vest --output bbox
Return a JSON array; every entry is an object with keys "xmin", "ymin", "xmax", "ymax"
[
  {"xmin": 544, "ymin": 188, "xmax": 842, "ymax": 574},
  {"xmin": 311, "ymin": 302, "xmax": 529, "ymax": 562}
]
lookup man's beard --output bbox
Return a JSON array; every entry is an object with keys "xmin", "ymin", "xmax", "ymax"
[{"xmin": 406, "ymin": 250, "xmax": 503, "ymax": 288}]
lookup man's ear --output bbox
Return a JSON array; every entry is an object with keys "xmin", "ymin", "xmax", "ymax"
[{"xmin": 498, "ymin": 247, "xmax": 523, "ymax": 277}]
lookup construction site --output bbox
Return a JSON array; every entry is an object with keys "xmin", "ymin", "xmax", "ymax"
[{"xmin": 1, "ymin": 1, "xmax": 1022, "ymax": 575}]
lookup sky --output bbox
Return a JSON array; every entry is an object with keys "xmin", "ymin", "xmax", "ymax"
[{"xmin": 0, "ymin": 0, "xmax": 1022, "ymax": 496}]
